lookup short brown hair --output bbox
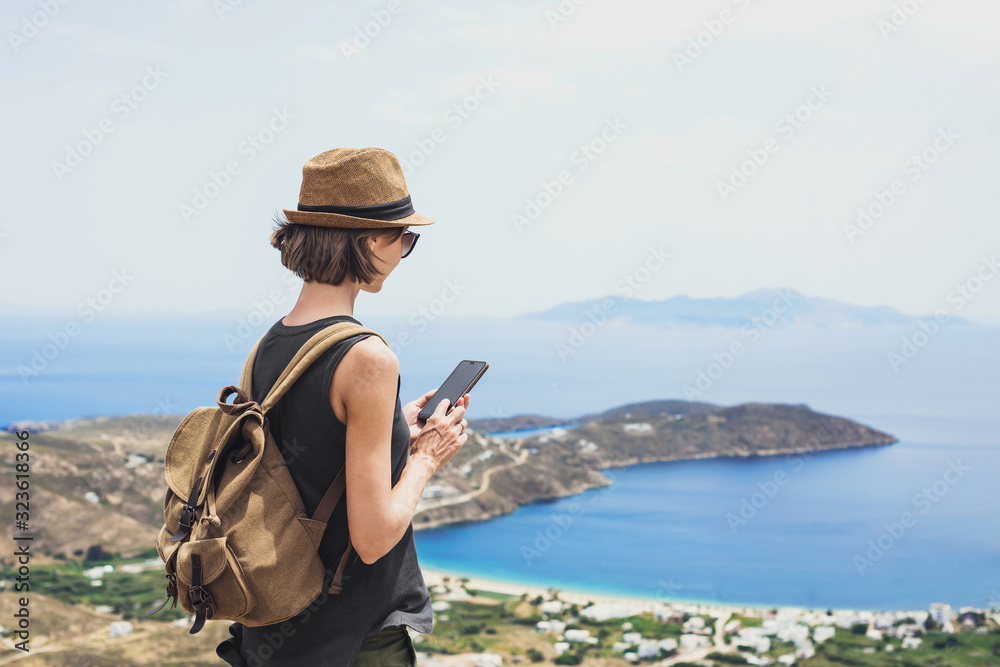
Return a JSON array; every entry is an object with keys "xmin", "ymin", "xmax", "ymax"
[{"xmin": 269, "ymin": 213, "xmax": 406, "ymax": 286}]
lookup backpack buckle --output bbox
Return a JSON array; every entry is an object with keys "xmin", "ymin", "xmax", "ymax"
[
  {"xmin": 169, "ymin": 504, "xmax": 196, "ymax": 542},
  {"xmin": 188, "ymin": 554, "xmax": 217, "ymax": 635},
  {"xmin": 169, "ymin": 477, "xmax": 204, "ymax": 542}
]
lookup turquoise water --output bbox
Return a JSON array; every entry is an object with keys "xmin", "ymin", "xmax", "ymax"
[
  {"xmin": 415, "ymin": 440, "xmax": 1000, "ymax": 611},
  {"xmin": 3, "ymin": 314, "xmax": 997, "ymax": 610}
]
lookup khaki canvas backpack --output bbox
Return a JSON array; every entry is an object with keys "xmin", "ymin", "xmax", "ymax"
[{"xmin": 149, "ymin": 321, "xmax": 385, "ymax": 634}]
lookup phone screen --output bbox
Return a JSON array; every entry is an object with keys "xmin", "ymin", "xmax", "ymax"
[{"xmin": 418, "ymin": 360, "xmax": 488, "ymax": 422}]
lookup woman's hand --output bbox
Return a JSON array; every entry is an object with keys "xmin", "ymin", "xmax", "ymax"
[
  {"xmin": 403, "ymin": 390, "xmax": 472, "ymax": 448},
  {"xmin": 403, "ymin": 389, "xmax": 437, "ymax": 447},
  {"xmin": 409, "ymin": 394, "xmax": 470, "ymax": 475}
]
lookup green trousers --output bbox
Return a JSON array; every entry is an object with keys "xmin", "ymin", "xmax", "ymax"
[{"xmin": 353, "ymin": 624, "xmax": 417, "ymax": 667}]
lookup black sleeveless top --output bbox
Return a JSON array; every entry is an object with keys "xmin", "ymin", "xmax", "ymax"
[{"xmin": 216, "ymin": 314, "xmax": 433, "ymax": 667}]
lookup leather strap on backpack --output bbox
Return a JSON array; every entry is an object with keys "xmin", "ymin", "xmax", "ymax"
[
  {"xmin": 238, "ymin": 322, "xmax": 389, "ymax": 593},
  {"xmin": 312, "ymin": 463, "xmax": 355, "ymax": 594},
  {"xmin": 188, "ymin": 553, "xmax": 216, "ymax": 634},
  {"xmin": 239, "ymin": 321, "xmax": 388, "ymax": 412},
  {"xmin": 169, "ymin": 476, "xmax": 204, "ymax": 543}
]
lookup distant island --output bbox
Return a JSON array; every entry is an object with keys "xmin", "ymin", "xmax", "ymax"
[
  {"xmin": 1, "ymin": 399, "xmax": 895, "ymax": 561},
  {"xmin": 518, "ymin": 287, "xmax": 975, "ymax": 328}
]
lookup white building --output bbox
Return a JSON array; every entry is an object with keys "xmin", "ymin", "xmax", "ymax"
[
  {"xmin": 902, "ymin": 636, "xmax": 923, "ymax": 649},
  {"xmin": 540, "ymin": 600, "xmax": 564, "ymax": 615},
  {"xmin": 623, "ymin": 423, "xmax": 653, "ymax": 432},
  {"xmin": 657, "ymin": 638, "xmax": 678, "ymax": 652},
  {"xmin": 564, "ymin": 628, "xmax": 591, "ymax": 643},
  {"xmin": 929, "ymin": 603, "xmax": 952, "ymax": 624},
  {"xmin": 553, "ymin": 641, "xmax": 570, "ymax": 656},
  {"xmin": 796, "ymin": 644, "xmax": 816, "ymax": 659},
  {"xmin": 622, "ymin": 631, "xmax": 642, "ymax": 644},
  {"xmin": 813, "ymin": 626, "xmax": 836, "ymax": 643},
  {"xmin": 874, "ymin": 612, "xmax": 896, "ymax": 629},
  {"xmin": 536, "ymin": 620, "xmax": 566, "ymax": 634},
  {"xmin": 580, "ymin": 601, "xmax": 640, "ymax": 622},
  {"xmin": 635, "ymin": 639, "xmax": 659, "ymax": 658},
  {"xmin": 679, "ymin": 634, "xmax": 710, "ymax": 650},
  {"xmin": 109, "ymin": 621, "xmax": 133, "ymax": 637},
  {"xmin": 473, "ymin": 653, "xmax": 503, "ymax": 667}
]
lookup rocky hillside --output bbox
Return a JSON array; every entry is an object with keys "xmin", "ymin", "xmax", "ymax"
[{"xmin": 1, "ymin": 400, "xmax": 895, "ymax": 562}]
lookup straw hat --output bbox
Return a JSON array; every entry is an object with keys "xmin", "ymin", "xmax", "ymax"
[{"xmin": 282, "ymin": 147, "xmax": 435, "ymax": 228}]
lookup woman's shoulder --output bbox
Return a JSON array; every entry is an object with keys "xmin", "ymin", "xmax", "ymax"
[{"xmin": 337, "ymin": 333, "xmax": 399, "ymax": 383}]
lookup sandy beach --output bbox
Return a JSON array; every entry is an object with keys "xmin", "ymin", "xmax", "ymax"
[{"xmin": 419, "ymin": 567, "xmax": 717, "ymax": 614}]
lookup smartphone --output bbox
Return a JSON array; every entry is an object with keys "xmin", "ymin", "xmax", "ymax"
[{"xmin": 418, "ymin": 360, "xmax": 489, "ymax": 422}]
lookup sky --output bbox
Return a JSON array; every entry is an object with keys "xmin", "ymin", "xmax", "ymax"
[{"xmin": 3, "ymin": 0, "xmax": 999, "ymax": 324}]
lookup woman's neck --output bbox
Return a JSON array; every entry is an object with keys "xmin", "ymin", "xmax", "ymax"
[{"xmin": 281, "ymin": 280, "xmax": 362, "ymax": 326}]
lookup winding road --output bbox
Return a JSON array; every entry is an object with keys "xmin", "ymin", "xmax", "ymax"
[{"xmin": 416, "ymin": 440, "xmax": 528, "ymax": 513}]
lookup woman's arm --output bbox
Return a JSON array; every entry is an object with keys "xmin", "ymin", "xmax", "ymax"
[{"xmin": 334, "ymin": 336, "xmax": 467, "ymax": 564}]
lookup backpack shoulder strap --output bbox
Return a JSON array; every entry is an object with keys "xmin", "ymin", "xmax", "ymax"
[
  {"xmin": 238, "ymin": 321, "xmax": 388, "ymax": 413},
  {"xmin": 237, "ymin": 320, "xmax": 388, "ymax": 592}
]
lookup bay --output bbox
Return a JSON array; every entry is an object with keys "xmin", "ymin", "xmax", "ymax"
[{"xmin": 415, "ymin": 439, "xmax": 1000, "ymax": 611}]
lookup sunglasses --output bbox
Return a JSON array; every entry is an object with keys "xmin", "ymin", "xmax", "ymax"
[{"xmin": 401, "ymin": 230, "xmax": 420, "ymax": 258}]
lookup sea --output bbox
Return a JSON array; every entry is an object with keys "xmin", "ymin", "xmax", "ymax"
[{"xmin": 2, "ymin": 312, "xmax": 997, "ymax": 611}]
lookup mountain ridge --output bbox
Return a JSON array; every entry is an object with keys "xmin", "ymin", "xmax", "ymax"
[{"xmin": 516, "ymin": 287, "xmax": 975, "ymax": 328}]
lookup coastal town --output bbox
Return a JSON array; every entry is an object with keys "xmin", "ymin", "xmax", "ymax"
[
  {"xmin": 416, "ymin": 569, "xmax": 1000, "ymax": 666},
  {"xmin": 1, "ymin": 412, "xmax": 993, "ymax": 664}
]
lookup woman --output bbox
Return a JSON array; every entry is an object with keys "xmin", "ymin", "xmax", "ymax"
[{"xmin": 217, "ymin": 147, "xmax": 470, "ymax": 666}]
